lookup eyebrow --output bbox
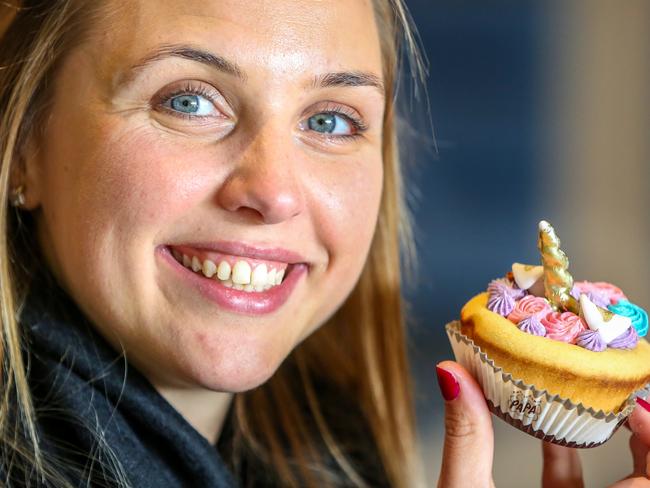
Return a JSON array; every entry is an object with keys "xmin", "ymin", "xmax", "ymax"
[
  {"xmin": 114, "ymin": 44, "xmax": 245, "ymax": 89},
  {"xmin": 113, "ymin": 43, "xmax": 384, "ymax": 95},
  {"xmin": 313, "ymin": 71, "xmax": 384, "ymax": 95}
]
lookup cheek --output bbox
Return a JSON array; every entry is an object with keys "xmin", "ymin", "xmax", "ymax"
[
  {"xmin": 87, "ymin": 127, "xmax": 211, "ymax": 230},
  {"xmin": 331, "ymin": 158, "xmax": 382, "ymax": 234},
  {"xmin": 307, "ymin": 155, "xmax": 383, "ymax": 278},
  {"xmin": 37, "ymin": 118, "xmax": 218, "ymax": 311},
  {"xmin": 47, "ymin": 120, "xmax": 217, "ymax": 244}
]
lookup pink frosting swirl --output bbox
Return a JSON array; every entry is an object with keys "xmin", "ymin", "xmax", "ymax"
[
  {"xmin": 507, "ymin": 296, "xmax": 553, "ymax": 324},
  {"xmin": 541, "ymin": 312, "xmax": 587, "ymax": 344},
  {"xmin": 573, "ymin": 281, "xmax": 628, "ymax": 305}
]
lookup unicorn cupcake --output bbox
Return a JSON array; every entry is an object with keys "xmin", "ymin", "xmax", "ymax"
[{"xmin": 446, "ymin": 221, "xmax": 650, "ymax": 447}]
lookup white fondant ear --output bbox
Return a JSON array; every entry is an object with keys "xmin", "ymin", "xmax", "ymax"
[
  {"xmin": 580, "ymin": 294, "xmax": 631, "ymax": 344},
  {"xmin": 512, "ymin": 263, "xmax": 544, "ymax": 290}
]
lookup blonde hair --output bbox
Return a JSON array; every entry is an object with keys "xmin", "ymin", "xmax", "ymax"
[{"xmin": 0, "ymin": 1, "xmax": 427, "ymax": 486}]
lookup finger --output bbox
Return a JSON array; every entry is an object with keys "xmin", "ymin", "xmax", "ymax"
[
  {"xmin": 436, "ymin": 361, "xmax": 494, "ymax": 488},
  {"xmin": 629, "ymin": 434, "xmax": 650, "ymax": 478},
  {"xmin": 609, "ymin": 478, "xmax": 650, "ymax": 487},
  {"xmin": 628, "ymin": 398, "xmax": 650, "ymax": 448},
  {"xmin": 541, "ymin": 442, "xmax": 584, "ymax": 488}
]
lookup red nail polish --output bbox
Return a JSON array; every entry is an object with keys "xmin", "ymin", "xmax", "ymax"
[
  {"xmin": 436, "ymin": 365, "xmax": 460, "ymax": 401},
  {"xmin": 636, "ymin": 396, "xmax": 650, "ymax": 412}
]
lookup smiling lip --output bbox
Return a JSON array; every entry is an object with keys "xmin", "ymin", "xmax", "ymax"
[
  {"xmin": 157, "ymin": 243, "xmax": 308, "ymax": 315},
  {"xmin": 174, "ymin": 240, "xmax": 306, "ymax": 264}
]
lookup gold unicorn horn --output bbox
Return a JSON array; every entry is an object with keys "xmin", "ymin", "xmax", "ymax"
[{"xmin": 537, "ymin": 220, "xmax": 580, "ymax": 313}]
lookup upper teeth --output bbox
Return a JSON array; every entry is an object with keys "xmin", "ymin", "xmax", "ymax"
[
  {"xmin": 202, "ymin": 259, "xmax": 217, "ymax": 278},
  {"xmin": 232, "ymin": 260, "xmax": 252, "ymax": 285},
  {"xmin": 217, "ymin": 261, "xmax": 231, "ymax": 281},
  {"xmin": 251, "ymin": 264, "xmax": 268, "ymax": 288},
  {"xmin": 174, "ymin": 250, "xmax": 287, "ymax": 292}
]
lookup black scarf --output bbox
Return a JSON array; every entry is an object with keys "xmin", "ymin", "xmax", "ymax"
[
  {"xmin": 21, "ymin": 272, "xmax": 237, "ymax": 487},
  {"xmin": 18, "ymin": 271, "xmax": 389, "ymax": 487}
]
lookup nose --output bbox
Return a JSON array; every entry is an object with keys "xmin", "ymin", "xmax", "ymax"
[{"xmin": 215, "ymin": 128, "xmax": 304, "ymax": 225}]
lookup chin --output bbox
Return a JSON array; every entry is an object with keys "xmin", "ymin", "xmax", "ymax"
[
  {"xmin": 193, "ymin": 360, "xmax": 281, "ymax": 393},
  {"xmin": 181, "ymin": 335, "xmax": 290, "ymax": 393}
]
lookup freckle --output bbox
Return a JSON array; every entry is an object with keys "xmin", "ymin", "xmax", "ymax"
[{"xmin": 195, "ymin": 331, "xmax": 208, "ymax": 344}]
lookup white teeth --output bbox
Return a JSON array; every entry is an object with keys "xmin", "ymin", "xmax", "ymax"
[
  {"xmin": 202, "ymin": 259, "xmax": 217, "ymax": 278},
  {"xmin": 232, "ymin": 261, "xmax": 251, "ymax": 285},
  {"xmin": 217, "ymin": 261, "xmax": 231, "ymax": 281},
  {"xmin": 180, "ymin": 252, "xmax": 288, "ymax": 293},
  {"xmin": 251, "ymin": 264, "xmax": 268, "ymax": 287},
  {"xmin": 275, "ymin": 269, "xmax": 285, "ymax": 285},
  {"xmin": 267, "ymin": 268, "xmax": 277, "ymax": 287}
]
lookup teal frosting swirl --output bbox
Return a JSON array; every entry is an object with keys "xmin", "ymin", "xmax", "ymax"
[{"xmin": 608, "ymin": 300, "xmax": 648, "ymax": 337}]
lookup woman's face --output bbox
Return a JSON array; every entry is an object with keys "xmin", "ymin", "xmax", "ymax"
[{"xmin": 24, "ymin": 0, "xmax": 385, "ymax": 391}]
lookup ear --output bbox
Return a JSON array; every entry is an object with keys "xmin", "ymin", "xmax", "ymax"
[{"xmin": 10, "ymin": 128, "xmax": 44, "ymax": 211}]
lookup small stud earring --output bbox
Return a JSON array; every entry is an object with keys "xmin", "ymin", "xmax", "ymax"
[{"xmin": 9, "ymin": 185, "xmax": 25, "ymax": 207}]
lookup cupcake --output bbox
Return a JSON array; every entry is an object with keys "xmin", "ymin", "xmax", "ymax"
[{"xmin": 446, "ymin": 221, "xmax": 650, "ymax": 447}]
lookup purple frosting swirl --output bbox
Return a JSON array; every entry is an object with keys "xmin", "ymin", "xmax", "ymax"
[
  {"xmin": 576, "ymin": 330, "xmax": 606, "ymax": 352},
  {"xmin": 575, "ymin": 326, "xmax": 639, "ymax": 351},
  {"xmin": 487, "ymin": 291, "xmax": 514, "ymax": 316},
  {"xmin": 487, "ymin": 280, "xmax": 516, "ymax": 316},
  {"xmin": 518, "ymin": 314, "xmax": 546, "ymax": 336},
  {"xmin": 489, "ymin": 278, "xmax": 526, "ymax": 300},
  {"xmin": 570, "ymin": 286, "xmax": 610, "ymax": 309},
  {"xmin": 509, "ymin": 285, "xmax": 527, "ymax": 301},
  {"xmin": 609, "ymin": 326, "xmax": 639, "ymax": 350},
  {"xmin": 488, "ymin": 278, "xmax": 509, "ymax": 292}
]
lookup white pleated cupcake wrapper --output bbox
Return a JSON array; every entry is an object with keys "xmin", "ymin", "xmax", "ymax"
[{"xmin": 446, "ymin": 321, "xmax": 650, "ymax": 448}]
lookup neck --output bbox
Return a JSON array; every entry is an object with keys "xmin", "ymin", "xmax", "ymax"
[{"xmin": 154, "ymin": 384, "xmax": 234, "ymax": 444}]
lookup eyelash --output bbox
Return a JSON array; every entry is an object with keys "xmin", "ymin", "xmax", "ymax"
[
  {"xmin": 156, "ymin": 83, "xmax": 369, "ymax": 139},
  {"xmin": 156, "ymin": 82, "xmax": 222, "ymax": 121},
  {"xmin": 311, "ymin": 103, "xmax": 369, "ymax": 141}
]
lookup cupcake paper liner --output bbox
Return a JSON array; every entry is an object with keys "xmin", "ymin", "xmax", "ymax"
[{"xmin": 446, "ymin": 321, "xmax": 650, "ymax": 448}]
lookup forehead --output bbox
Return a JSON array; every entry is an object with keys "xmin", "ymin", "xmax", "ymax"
[{"xmin": 92, "ymin": 0, "xmax": 383, "ymax": 86}]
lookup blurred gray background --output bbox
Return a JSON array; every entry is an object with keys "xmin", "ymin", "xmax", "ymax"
[{"xmin": 404, "ymin": 1, "xmax": 650, "ymax": 486}]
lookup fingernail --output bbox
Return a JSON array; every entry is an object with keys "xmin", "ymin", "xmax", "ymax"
[
  {"xmin": 436, "ymin": 365, "xmax": 460, "ymax": 401},
  {"xmin": 636, "ymin": 396, "xmax": 650, "ymax": 412}
]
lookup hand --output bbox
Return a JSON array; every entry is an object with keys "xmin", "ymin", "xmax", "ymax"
[
  {"xmin": 436, "ymin": 360, "xmax": 495, "ymax": 488},
  {"xmin": 436, "ymin": 360, "xmax": 650, "ymax": 488},
  {"xmin": 541, "ymin": 398, "xmax": 650, "ymax": 488}
]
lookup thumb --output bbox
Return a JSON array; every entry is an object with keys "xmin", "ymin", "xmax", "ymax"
[{"xmin": 437, "ymin": 361, "xmax": 495, "ymax": 488}]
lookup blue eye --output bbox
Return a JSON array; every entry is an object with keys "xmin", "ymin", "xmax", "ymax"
[
  {"xmin": 167, "ymin": 93, "xmax": 216, "ymax": 117},
  {"xmin": 307, "ymin": 112, "xmax": 353, "ymax": 135}
]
